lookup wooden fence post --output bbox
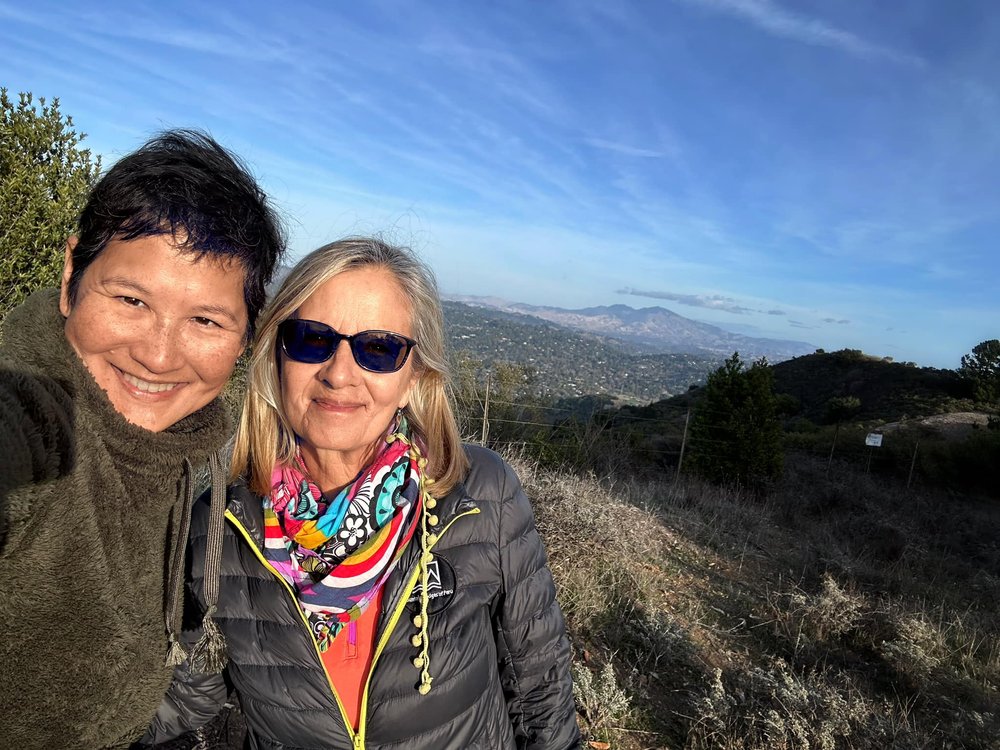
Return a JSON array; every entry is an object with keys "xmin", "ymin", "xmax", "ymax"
[
  {"xmin": 907, "ymin": 441, "xmax": 920, "ymax": 488},
  {"xmin": 480, "ymin": 374, "xmax": 491, "ymax": 445},
  {"xmin": 675, "ymin": 408, "xmax": 691, "ymax": 482}
]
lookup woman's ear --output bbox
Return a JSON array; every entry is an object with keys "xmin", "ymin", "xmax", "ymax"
[
  {"xmin": 397, "ymin": 369, "xmax": 420, "ymax": 411},
  {"xmin": 58, "ymin": 236, "xmax": 79, "ymax": 317}
]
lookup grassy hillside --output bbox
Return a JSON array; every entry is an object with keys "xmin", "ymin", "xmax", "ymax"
[
  {"xmin": 523, "ymin": 450, "xmax": 1000, "ymax": 749},
  {"xmin": 456, "ymin": 347, "xmax": 998, "ymax": 746}
]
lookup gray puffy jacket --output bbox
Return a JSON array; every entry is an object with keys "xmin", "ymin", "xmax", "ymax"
[{"xmin": 146, "ymin": 445, "xmax": 580, "ymax": 749}]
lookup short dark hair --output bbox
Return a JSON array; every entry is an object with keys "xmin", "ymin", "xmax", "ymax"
[{"xmin": 67, "ymin": 129, "xmax": 285, "ymax": 338}]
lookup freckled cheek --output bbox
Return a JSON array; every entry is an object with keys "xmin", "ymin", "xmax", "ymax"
[
  {"xmin": 73, "ymin": 315, "xmax": 144, "ymax": 353},
  {"xmin": 190, "ymin": 339, "xmax": 245, "ymax": 385}
]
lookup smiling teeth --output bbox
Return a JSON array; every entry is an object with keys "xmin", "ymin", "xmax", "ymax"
[{"xmin": 123, "ymin": 372, "xmax": 179, "ymax": 393}]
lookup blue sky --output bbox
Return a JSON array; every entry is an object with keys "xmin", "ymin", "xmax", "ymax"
[{"xmin": 3, "ymin": 0, "xmax": 998, "ymax": 368}]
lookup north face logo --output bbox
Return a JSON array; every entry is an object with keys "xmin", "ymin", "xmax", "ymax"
[{"xmin": 406, "ymin": 556, "xmax": 456, "ymax": 614}]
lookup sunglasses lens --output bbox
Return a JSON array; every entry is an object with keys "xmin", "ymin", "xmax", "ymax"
[
  {"xmin": 279, "ymin": 320, "xmax": 414, "ymax": 371},
  {"xmin": 352, "ymin": 332, "xmax": 410, "ymax": 372},
  {"xmin": 279, "ymin": 320, "xmax": 336, "ymax": 364}
]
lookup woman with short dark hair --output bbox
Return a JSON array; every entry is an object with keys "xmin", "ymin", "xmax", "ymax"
[{"xmin": 0, "ymin": 129, "xmax": 284, "ymax": 749}]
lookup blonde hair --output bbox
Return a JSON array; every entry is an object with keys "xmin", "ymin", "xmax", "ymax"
[{"xmin": 231, "ymin": 237, "xmax": 469, "ymax": 497}]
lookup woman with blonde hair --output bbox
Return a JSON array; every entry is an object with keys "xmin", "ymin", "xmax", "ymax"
[{"xmin": 146, "ymin": 237, "xmax": 579, "ymax": 749}]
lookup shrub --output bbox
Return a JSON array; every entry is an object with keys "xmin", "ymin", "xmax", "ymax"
[
  {"xmin": 573, "ymin": 661, "xmax": 632, "ymax": 742},
  {"xmin": 959, "ymin": 340, "xmax": 1000, "ymax": 405},
  {"xmin": 688, "ymin": 353, "xmax": 783, "ymax": 491},
  {"xmin": 0, "ymin": 90, "xmax": 100, "ymax": 319}
]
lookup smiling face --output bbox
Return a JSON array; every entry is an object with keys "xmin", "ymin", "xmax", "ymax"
[
  {"xmin": 60, "ymin": 234, "xmax": 248, "ymax": 432},
  {"xmin": 279, "ymin": 266, "xmax": 419, "ymax": 491}
]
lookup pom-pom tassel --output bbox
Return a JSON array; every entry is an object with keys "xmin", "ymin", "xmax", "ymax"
[
  {"xmin": 165, "ymin": 633, "xmax": 187, "ymax": 668},
  {"xmin": 190, "ymin": 605, "xmax": 229, "ymax": 674}
]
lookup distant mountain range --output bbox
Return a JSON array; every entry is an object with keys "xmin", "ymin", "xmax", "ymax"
[
  {"xmin": 446, "ymin": 295, "xmax": 815, "ymax": 361},
  {"xmin": 441, "ymin": 300, "xmax": 720, "ymax": 402}
]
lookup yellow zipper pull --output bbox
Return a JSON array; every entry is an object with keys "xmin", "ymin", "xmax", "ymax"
[{"xmin": 354, "ymin": 734, "xmax": 364, "ymax": 750}]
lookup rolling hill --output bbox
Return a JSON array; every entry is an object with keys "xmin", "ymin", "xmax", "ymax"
[{"xmin": 447, "ymin": 295, "xmax": 815, "ymax": 360}]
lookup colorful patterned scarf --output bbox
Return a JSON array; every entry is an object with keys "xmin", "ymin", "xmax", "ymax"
[{"xmin": 263, "ymin": 418, "xmax": 422, "ymax": 650}]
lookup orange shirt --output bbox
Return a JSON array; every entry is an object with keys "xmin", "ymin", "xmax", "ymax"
[{"xmin": 320, "ymin": 588, "xmax": 383, "ymax": 730}]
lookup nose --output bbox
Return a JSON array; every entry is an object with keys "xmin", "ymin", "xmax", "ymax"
[
  {"xmin": 318, "ymin": 339, "xmax": 361, "ymax": 387},
  {"xmin": 129, "ymin": 319, "xmax": 186, "ymax": 374}
]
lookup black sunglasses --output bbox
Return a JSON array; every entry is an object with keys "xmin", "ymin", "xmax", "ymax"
[{"xmin": 278, "ymin": 319, "xmax": 417, "ymax": 373}]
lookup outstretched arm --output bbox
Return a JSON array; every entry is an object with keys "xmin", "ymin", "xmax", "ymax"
[{"xmin": 0, "ymin": 368, "xmax": 75, "ymax": 548}]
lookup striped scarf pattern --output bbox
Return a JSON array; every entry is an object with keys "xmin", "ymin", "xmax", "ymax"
[{"xmin": 263, "ymin": 420, "xmax": 422, "ymax": 650}]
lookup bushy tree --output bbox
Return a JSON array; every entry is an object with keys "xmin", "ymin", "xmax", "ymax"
[
  {"xmin": 824, "ymin": 395, "xmax": 862, "ymax": 425},
  {"xmin": 688, "ymin": 352, "xmax": 783, "ymax": 491},
  {"xmin": 959, "ymin": 339, "xmax": 1000, "ymax": 404},
  {"xmin": 449, "ymin": 352, "xmax": 541, "ymax": 445},
  {"xmin": 823, "ymin": 395, "xmax": 861, "ymax": 475},
  {"xmin": 0, "ymin": 90, "xmax": 100, "ymax": 318}
]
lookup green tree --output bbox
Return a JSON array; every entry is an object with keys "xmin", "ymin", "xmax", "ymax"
[
  {"xmin": 824, "ymin": 395, "xmax": 862, "ymax": 425},
  {"xmin": 959, "ymin": 339, "xmax": 1000, "ymax": 404},
  {"xmin": 823, "ymin": 395, "xmax": 861, "ymax": 475},
  {"xmin": 448, "ymin": 353, "xmax": 542, "ymax": 446},
  {"xmin": 688, "ymin": 352, "xmax": 783, "ymax": 491},
  {"xmin": 1, "ymin": 90, "xmax": 101, "ymax": 318}
]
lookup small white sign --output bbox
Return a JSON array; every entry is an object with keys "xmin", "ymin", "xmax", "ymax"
[{"xmin": 865, "ymin": 433, "xmax": 883, "ymax": 447}]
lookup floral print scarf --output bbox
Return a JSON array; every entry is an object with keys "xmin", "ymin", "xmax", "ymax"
[{"xmin": 262, "ymin": 418, "xmax": 422, "ymax": 650}]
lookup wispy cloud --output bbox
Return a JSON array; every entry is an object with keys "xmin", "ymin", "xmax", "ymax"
[
  {"xmin": 685, "ymin": 0, "xmax": 924, "ymax": 67},
  {"xmin": 584, "ymin": 137, "xmax": 668, "ymax": 159},
  {"xmin": 618, "ymin": 287, "xmax": 754, "ymax": 314},
  {"xmin": 5, "ymin": 0, "xmax": 993, "ymax": 370}
]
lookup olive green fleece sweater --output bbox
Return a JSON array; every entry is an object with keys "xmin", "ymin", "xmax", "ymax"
[{"xmin": 0, "ymin": 290, "xmax": 232, "ymax": 750}]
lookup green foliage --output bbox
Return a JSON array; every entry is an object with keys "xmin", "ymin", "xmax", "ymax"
[
  {"xmin": 688, "ymin": 352, "xmax": 783, "ymax": 490},
  {"xmin": 450, "ymin": 353, "xmax": 548, "ymax": 446},
  {"xmin": 774, "ymin": 392, "xmax": 801, "ymax": 417},
  {"xmin": 0, "ymin": 90, "xmax": 101, "ymax": 318},
  {"xmin": 959, "ymin": 339, "xmax": 1000, "ymax": 404},
  {"xmin": 824, "ymin": 395, "xmax": 862, "ymax": 425},
  {"xmin": 770, "ymin": 350, "xmax": 972, "ymax": 423},
  {"xmin": 914, "ymin": 429, "xmax": 1000, "ymax": 498}
]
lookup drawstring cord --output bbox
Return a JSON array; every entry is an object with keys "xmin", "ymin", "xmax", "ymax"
[
  {"xmin": 165, "ymin": 459, "xmax": 195, "ymax": 667},
  {"xmin": 189, "ymin": 450, "xmax": 229, "ymax": 674}
]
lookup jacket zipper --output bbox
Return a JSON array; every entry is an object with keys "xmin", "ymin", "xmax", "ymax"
[
  {"xmin": 224, "ymin": 510, "xmax": 357, "ymax": 743},
  {"xmin": 355, "ymin": 507, "xmax": 480, "ymax": 749},
  {"xmin": 225, "ymin": 505, "xmax": 480, "ymax": 750}
]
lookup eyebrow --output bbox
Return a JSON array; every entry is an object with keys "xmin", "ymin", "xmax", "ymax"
[
  {"xmin": 191, "ymin": 302, "xmax": 242, "ymax": 326},
  {"xmin": 103, "ymin": 277, "xmax": 242, "ymax": 326},
  {"xmin": 103, "ymin": 277, "xmax": 151, "ymax": 297}
]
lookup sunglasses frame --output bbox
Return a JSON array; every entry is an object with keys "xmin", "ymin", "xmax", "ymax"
[{"xmin": 277, "ymin": 318, "xmax": 417, "ymax": 373}]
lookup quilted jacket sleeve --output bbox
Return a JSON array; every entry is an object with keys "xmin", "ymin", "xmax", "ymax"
[
  {"xmin": 138, "ymin": 659, "xmax": 228, "ymax": 745},
  {"xmin": 492, "ymin": 457, "xmax": 581, "ymax": 750},
  {"xmin": 0, "ymin": 367, "xmax": 75, "ymax": 548}
]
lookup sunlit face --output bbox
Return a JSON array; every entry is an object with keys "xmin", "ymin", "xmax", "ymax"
[
  {"xmin": 280, "ymin": 267, "xmax": 419, "ymax": 489},
  {"xmin": 60, "ymin": 234, "xmax": 248, "ymax": 432}
]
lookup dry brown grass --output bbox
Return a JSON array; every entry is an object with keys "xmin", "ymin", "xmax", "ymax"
[{"xmin": 514, "ymin": 449, "xmax": 1000, "ymax": 749}]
